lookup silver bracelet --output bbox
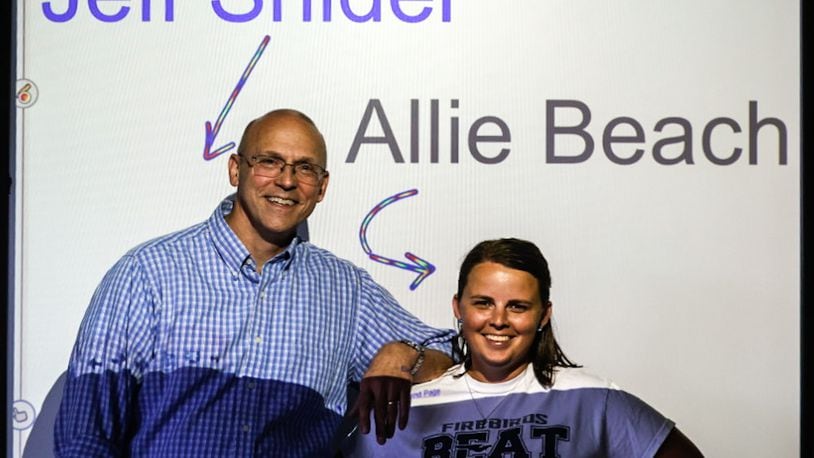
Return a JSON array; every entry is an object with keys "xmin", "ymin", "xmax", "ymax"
[{"xmin": 399, "ymin": 340, "xmax": 426, "ymax": 376}]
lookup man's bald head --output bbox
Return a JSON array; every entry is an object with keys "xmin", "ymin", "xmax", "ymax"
[{"xmin": 237, "ymin": 109, "xmax": 327, "ymax": 166}]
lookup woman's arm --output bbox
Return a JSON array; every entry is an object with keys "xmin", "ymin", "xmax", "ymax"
[{"xmin": 655, "ymin": 428, "xmax": 704, "ymax": 457}]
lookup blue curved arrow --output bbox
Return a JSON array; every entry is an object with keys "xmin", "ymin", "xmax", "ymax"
[
  {"xmin": 203, "ymin": 35, "xmax": 270, "ymax": 160},
  {"xmin": 359, "ymin": 189, "xmax": 435, "ymax": 290}
]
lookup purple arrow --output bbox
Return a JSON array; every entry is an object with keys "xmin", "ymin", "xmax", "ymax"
[
  {"xmin": 203, "ymin": 35, "xmax": 270, "ymax": 161},
  {"xmin": 359, "ymin": 189, "xmax": 436, "ymax": 290}
]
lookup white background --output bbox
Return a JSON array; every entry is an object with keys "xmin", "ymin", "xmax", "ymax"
[{"xmin": 14, "ymin": 1, "xmax": 799, "ymax": 456}]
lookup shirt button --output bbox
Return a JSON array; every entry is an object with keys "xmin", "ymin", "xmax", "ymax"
[
  {"xmin": 254, "ymin": 336, "xmax": 262, "ymax": 343},
  {"xmin": 248, "ymin": 382, "xmax": 256, "ymax": 390},
  {"xmin": 242, "ymin": 424, "xmax": 250, "ymax": 432}
]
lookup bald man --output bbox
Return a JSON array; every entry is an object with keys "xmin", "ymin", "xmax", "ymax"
[{"xmin": 55, "ymin": 110, "xmax": 454, "ymax": 457}]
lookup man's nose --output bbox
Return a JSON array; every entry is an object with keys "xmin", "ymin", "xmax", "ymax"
[{"xmin": 275, "ymin": 164, "xmax": 298, "ymax": 188}]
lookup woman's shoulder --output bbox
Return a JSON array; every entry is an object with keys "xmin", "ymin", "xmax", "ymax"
[
  {"xmin": 549, "ymin": 366, "xmax": 620, "ymax": 392},
  {"xmin": 411, "ymin": 363, "xmax": 467, "ymax": 391},
  {"xmin": 408, "ymin": 363, "xmax": 474, "ymax": 406}
]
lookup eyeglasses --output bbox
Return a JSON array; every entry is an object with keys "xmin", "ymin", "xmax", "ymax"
[{"xmin": 240, "ymin": 154, "xmax": 328, "ymax": 185}]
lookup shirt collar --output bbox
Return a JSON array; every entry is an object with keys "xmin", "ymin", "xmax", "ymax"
[{"xmin": 208, "ymin": 194, "xmax": 300, "ymax": 277}]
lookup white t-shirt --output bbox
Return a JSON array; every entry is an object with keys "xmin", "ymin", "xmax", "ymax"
[{"xmin": 346, "ymin": 363, "xmax": 674, "ymax": 457}]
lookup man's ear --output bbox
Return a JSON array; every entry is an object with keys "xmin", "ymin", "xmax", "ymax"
[
  {"xmin": 316, "ymin": 172, "xmax": 329, "ymax": 202},
  {"xmin": 228, "ymin": 154, "xmax": 241, "ymax": 187}
]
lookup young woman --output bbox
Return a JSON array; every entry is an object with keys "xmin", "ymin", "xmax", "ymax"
[{"xmin": 347, "ymin": 238, "xmax": 702, "ymax": 457}]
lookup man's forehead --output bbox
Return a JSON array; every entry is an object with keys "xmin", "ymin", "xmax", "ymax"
[
  {"xmin": 246, "ymin": 114, "xmax": 326, "ymax": 162},
  {"xmin": 253, "ymin": 149, "xmax": 322, "ymax": 162}
]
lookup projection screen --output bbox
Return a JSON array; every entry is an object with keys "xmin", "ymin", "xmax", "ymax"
[{"xmin": 10, "ymin": 1, "xmax": 800, "ymax": 456}]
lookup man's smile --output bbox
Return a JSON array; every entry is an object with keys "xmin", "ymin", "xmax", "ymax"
[{"xmin": 266, "ymin": 196, "xmax": 297, "ymax": 206}]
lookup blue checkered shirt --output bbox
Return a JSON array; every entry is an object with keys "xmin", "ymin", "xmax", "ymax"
[{"xmin": 54, "ymin": 196, "xmax": 453, "ymax": 457}]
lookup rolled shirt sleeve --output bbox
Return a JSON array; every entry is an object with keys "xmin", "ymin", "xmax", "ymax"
[{"xmin": 350, "ymin": 269, "xmax": 455, "ymax": 382}]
